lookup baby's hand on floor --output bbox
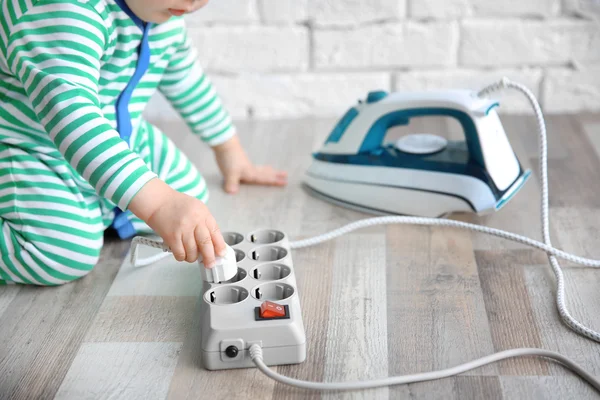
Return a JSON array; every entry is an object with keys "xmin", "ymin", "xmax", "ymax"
[
  {"xmin": 213, "ymin": 135, "xmax": 287, "ymax": 194},
  {"xmin": 129, "ymin": 179, "xmax": 227, "ymax": 265}
]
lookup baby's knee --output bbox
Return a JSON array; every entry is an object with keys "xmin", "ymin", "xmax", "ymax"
[
  {"xmin": 1, "ymin": 236, "xmax": 103, "ymax": 286},
  {"xmin": 37, "ymin": 245, "xmax": 102, "ymax": 286}
]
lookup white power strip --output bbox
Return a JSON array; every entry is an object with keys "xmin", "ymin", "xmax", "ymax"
[{"xmin": 199, "ymin": 230, "xmax": 306, "ymax": 370}]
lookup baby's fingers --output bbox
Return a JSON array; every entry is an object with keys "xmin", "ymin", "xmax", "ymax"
[
  {"xmin": 195, "ymin": 226, "xmax": 215, "ymax": 268},
  {"xmin": 242, "ymin": 166, "xmax": 288, "ymax": 186},
  {"xmin": 224, "ymin": 171, "xmax": 241, "ymax": 194},
  {"xmin": 207, "ymin": 215, "xmax": 227, "ymax": 257},
  {"xmin": 170, "ymin": 235, "xmax": 186, "ymax": 262},
  {"xmin": 183, "ymin": 230, "xmax": 199, "ymax": 263}
]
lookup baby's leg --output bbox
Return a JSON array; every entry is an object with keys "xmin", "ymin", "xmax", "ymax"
[
  {"xmin": 0, "ymin": 145, "xmax": 105, "ymax": 285},
  {"xmin": 113, "ymin": 121, "xmax": 208, "ymax": 237}
]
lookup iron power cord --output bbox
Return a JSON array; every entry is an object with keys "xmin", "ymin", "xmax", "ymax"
[{"xmin": 129, "ymin": 79, "xmax": 600, "ymax": 392}]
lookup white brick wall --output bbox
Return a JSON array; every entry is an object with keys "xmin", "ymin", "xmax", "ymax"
[
  {"xmin": 410, "ymin": 0, "xmax": 561, "ymax": 18},
  {"xmin": 314, "ymin": 23, "xmax": 458, "ymax": 69},
  {"xmin": 544, "ymin": 66, "xmax": 600, "ymax": 112},
  {"xmin": 146, "ymin": 0, "xmax": 600, "ymax": 122},
  {"xmin": 460, "ymin": 20, "xmax": 600, "ymax": 66},
  {"xmin": 186, "ymin": 26, "xmax": 309, "ymax": 72}
]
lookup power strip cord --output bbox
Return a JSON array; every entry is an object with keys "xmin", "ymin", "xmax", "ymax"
[
  {"xmin": 129, "ymin": 78, "xmax": 600, "ymax": 393},
  {"xmin": 249, "ymin": 344, "xmax": 600, "ymax": 392}
]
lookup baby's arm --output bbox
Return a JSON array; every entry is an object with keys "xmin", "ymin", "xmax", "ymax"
[
  {"xmin": 5, "ymin": 2, "xmax": 225, "ymax": 265},
  {"xmin": 157, "ymin": 25, "xmax": 287, "ymax": 193}
]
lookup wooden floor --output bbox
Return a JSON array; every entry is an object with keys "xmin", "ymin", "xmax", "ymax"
[{"xmin": 1, "ymin": 113, "xmax": 600, "ymax": 399}]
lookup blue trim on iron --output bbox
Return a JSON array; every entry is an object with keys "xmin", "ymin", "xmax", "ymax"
[
  {"xmin": 357, "ymin": 108, "xmax": 485, "ymax": 170},
  {"xmin": 485, "ymin": 102, "xmax": 500, "ymax": 115},
  {"xmin": 495, "ymin": 169, "xmax": 531, "ymax": 210},
  {"xmin": 326, "ymin": 107, "xmax": 359, "ymax": 144},
  {"xmin": 366, "ymin": 90, "xmax": 388, "ymax": 103},
  {"xmin": 110, "ymin": 0, "xmax": 153, "ymax": 239}
]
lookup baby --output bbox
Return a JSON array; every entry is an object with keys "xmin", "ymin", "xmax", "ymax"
[{"xmin": 0, "ymin": 0, "xmax": 287, "ymax": 285}]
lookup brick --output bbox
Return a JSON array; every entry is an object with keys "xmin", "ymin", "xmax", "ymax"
[
  {"xmin": 259, "ymin": 0, "xmax": 308, "ymax": 24},
  {"xmin": 410, "ymin": 0, "xmax": 560, "ymax": 18},
  {"xmin": 563, "ymin": 0, "xmax": 600, "ymax": 19},
  {"xmin": 187, "ymin": 26, "xmax": 309, "ymax": 72},
  {"xmin": 184, "ymin": 0, "xmax": 258, "ymax": 25},
  {"xmin": 393, "ymin": 69, "xmax": 543, "ymax": 113},
  {"xmin": 460, "ymin": 20, "xmax": 600, "ymax": 67},
  {"xmin": 309, "ymin": 0, "xmax": 406, "ymax": 26},
  {"xmin": 209, "ymin": 73, "xmax": 391, "ymax": 119},
  {"xmin": 543, "ymin": 67, "xmax": 600, "ymax": 113},
  {"xmin": 314, "ymin": 22, "xmax": 458, "ymax": 69}
]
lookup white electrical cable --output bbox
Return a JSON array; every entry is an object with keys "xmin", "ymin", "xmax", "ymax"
[
  {"xmin": 288, "ymin": 216, "xmax": 600, "ymax": 267},
  {"xmin": 249, "ymin": 345, "xmax": 600, "ymax": 392},
  {"xmin": 130, "ymin": 220, "xmax": 600, "ymax": 268},
  {"xmin": 129, "ymin": 236, "xmax": 170, "ymax": 267},
  {"xmin": 129, "ymin": 79, "xmax": 600, "ymax": 392}
]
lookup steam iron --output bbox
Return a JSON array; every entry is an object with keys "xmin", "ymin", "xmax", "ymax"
[{"xmin": 304, "ymin": 89, "xmax": 531, "ymax": 217}]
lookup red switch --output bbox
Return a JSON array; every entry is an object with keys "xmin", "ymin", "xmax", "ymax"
[{"xmin": 260, "ymin": 301, "xmax": 286, "ymax": 318}]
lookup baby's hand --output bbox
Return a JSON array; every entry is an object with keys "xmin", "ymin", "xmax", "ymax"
[
  {"xmin": 129, "ymin": 179, "xmax": 227, "ymax": 265},
  {"xmin": 213, "ymin": 135, "xmax": 287, "ymax": 194}
]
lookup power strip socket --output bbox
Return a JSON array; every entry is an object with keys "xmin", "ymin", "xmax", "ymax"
[{"xmin": 199, "ymin": 229, "xmax": 306, "ymax": 370}]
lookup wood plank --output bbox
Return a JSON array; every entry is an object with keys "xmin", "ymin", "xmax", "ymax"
[
  {"xmin": 0, "ymin": 238, "xmax": 128, "ymax": 399},
  {"xmin": 271, "ymin": 235, "xmax": 336, "ymax": 400},
  {"xmin": 108, "ymin": 247, "xmax": 204, "ymax": 297},
  {"xmin": 400, "ymin": 380, "xmax": 454, "ymax": 399},
  {"xmin": 0, "ymin": 285, "xmax": 20, "ymax": 318},
  {"xmin": 581, "ymin": 120, "xmax": 600, "ymax": 159},
  {"xmin": 454, "ymin": 376, "xmax": 503, "ymax": 400},
  {"xmin": 474, "ymin": 250, "xmax": 549, "ymax": 376},
  {"xmin": 529, "ymin": 116, "xmax": 600, "ymax": 208},
  {"xmin": 85, "ymin": 296, "xmax": 197, "ymax": 342},
  {"xmin": 549, "ymin": 207, "xmax": 600, "ymax": 264},
  {"xmin": 369, "ymin": 376, "xmax": 503, "ymax": 400},
  {"xmin": 513, "ymin": 114, "xmax": 570, "ymax": 160},
  {"xmin": 322, "ymin": 232, "xmax": 389, "ymax": 400},
  {"xmin": 523, "ymin": 265, "xmax": 600, "ymax": 377},
  {"xmin": 500, "ymin": 376, "xmax": 598, "ymax": 399},
  {"xmin": 55, "ymin": 342, "xmax": 182, "ymax": 400},
  {"xmin": 166, "ymin": 298, "xmax": 276, "ymax": 400},
  {"xmin": 386, "ymin": 224, "xmax": 496, "ymax": 398}
]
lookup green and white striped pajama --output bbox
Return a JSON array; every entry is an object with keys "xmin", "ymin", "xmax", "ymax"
[{"xmin": 0, "ymin": 0, "xmax": 236, "ymax": 285}]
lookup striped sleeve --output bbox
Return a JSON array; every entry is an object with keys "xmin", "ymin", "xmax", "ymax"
[
  {"xmin": 5, "ymin": 1, "xmax": 156, "ymax": 210},
  {"xmin": 158, "ymin": 27, "xmax": 236, "ymax": 147}
]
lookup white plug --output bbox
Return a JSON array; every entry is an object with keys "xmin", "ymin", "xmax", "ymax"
[{"xmin": 199, "ymin": 245, "xmax": 238, "ymax": 283}]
